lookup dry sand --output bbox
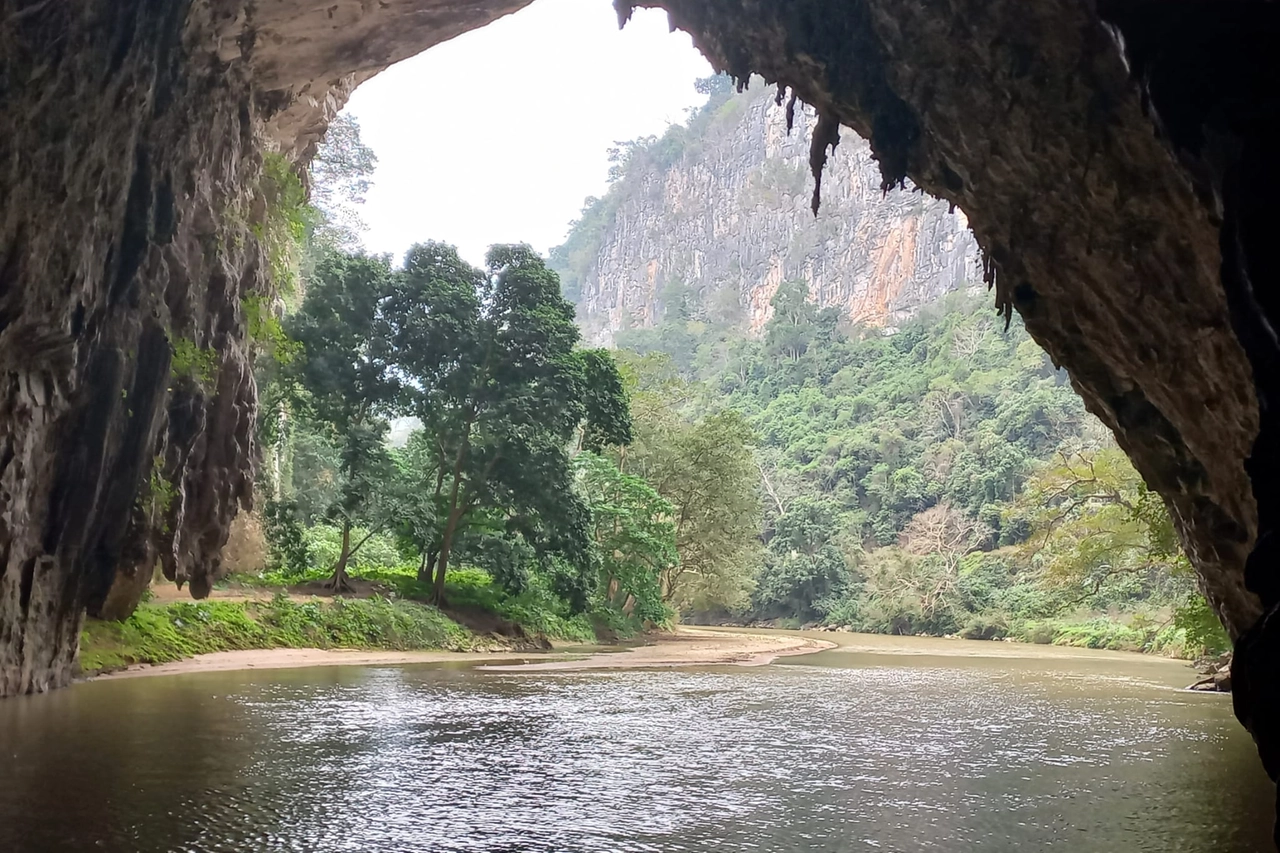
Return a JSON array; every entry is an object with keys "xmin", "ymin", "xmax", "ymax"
[
  {"xmin": 481, "ymin": 627, "xmax": 834, "ymax": 672},
  {"xmin": 91, "ymin": 627, "xmax": 832, "ymax": 681}
]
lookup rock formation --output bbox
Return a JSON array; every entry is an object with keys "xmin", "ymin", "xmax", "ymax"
[
  {"xmin": 3, "ymin": 0, "xmax": 1280, "ymax": 838},
  {"xmin": 560, "ymin": 84, "xmax": 978, "ymax": 343}
]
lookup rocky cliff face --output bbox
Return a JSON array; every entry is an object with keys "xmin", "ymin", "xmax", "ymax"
[{"xmin": 562, "ymin": 86, "xmax": 978, "ymax": 343}]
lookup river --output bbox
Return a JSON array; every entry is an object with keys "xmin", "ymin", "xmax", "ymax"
[{"xmin": 0, "ymin": 631, "xmax": 1273, "ymax": 852}]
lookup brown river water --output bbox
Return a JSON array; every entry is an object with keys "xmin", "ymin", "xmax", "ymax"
[{"xmin": 0, "ymin": 631, "xmax": 1273, "ymax": 852}]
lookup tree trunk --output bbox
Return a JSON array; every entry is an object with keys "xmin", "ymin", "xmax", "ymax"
[
  {"xmin": 433, "ymin": 538, "xmax": 452, "ymax": 606},
  {"xmin": 326, "ymin": 518, "xmax": 353, "ymax": 593},
  {"xmin": 418, "ymin": 547, "xmax": 440, "ymax": 584}
]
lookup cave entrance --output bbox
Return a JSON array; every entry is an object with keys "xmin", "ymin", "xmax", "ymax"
[{"xmin": 2, "ymin": 0, "xmax": 1279, "ymax": 845}]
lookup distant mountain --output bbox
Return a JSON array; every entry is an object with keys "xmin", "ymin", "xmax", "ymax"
[{"xmin": 551, "ymin": 78, "xmax": 980, "ymax": 345}]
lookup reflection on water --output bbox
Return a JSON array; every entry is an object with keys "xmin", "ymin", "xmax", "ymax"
[{"xmin": 0, "ymin": 636, "xmax": 1272, "ymax": 852}]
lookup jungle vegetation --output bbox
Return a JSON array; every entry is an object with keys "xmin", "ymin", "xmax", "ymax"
[{"xmin": 203, "ymin": 109, "xmax": 1231, "ymax": 659}]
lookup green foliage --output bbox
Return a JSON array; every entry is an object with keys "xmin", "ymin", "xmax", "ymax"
[
  {"xmin": 617, "ymin": 360, "xmax": 762, "ymax": 612},
  {"xmin": 442, "ymin": 569, "xmax": 599, "ymax": 644},
  {"xmin": 753, "ymin": 496, "xmax": 849, "ymax": 621},
  {"xmin": 576, "ymin": 452, "xmax": 675, "ymax": 625},
  {"xmin": 262, "ymin": 499, "xmax": 311, "ymax": 576},
  {"xmin": 301, "ymin": 523, "xmax": 403, "ymax": 574},
  {"xmin": 285, "ymin": 250, "xmax": 399, "ymax": 584},
  {"xmin": 387, "ymin": 242, "xmax": 631, "ymax": 603},
  {"xmin": 1009, "ymin": 445, "xmax": 1194, "ymax": 606},
  {"xmin": 244, "ymin": 295, "xmax": 301, "ymax": 364},
  {"xmin": 1174, "ymin": 594, "xmax": 1232, "ymax": 656},
  {"xmin": 259, "ymin": 152, "xmax": 314, "ymax": 295},
  {"xmin": 78, "ymin": 595, "xmax": 474, "ymax": 675},
  {"xmin": 588, "ymin": 275, "xmax": 1224, "ymax": 654},
  {"xmin": 170, "ymin": 336, "xmax": 219, "ymax": 388},
  {"xmin": 144, "ymin": 454, "xmax": 176, "ymax": 517}
]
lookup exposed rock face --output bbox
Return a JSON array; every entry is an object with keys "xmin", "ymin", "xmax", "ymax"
[
  {"xmin": 567, "ymin": 85, "xmax": 978, "ymax": 343},
  {"xmin": 0, "ymin": 0, "xmax": 265, "ymax": 694}
]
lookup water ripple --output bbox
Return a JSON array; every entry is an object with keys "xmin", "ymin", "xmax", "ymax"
[{"xmin": 0, "ymin": 660, "xmax": 1271, "ymax": 852}]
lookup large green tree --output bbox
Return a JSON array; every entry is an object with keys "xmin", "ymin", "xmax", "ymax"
[
  {"xmin": 576, "ymin": 452, "xmax": 675, "ymax": 625},
  {"xmin": 286, "ymin": 251, "xmax": 399, "ymax": 590},
  {"xmin": 388, "ymin": 242, "xmax": 631, "ymax": 604},
  {"xmin": 618, "ymin": 357, "xmax": 762, "ymax": 611}
]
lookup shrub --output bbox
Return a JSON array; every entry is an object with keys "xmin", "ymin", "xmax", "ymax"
[
  {"xmin": 959, "ymin": 616, "xmax": 1008, "ymax": 641},
  {"xmin": 1173, "ymin": 594, "xmax": 1231, "ymax": 656},
  {"xmin": 78, "ymin": 595, "xmax": 475, "ymax": 676}
]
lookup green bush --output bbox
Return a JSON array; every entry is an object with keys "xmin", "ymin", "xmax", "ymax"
[
  {"xmin": 302, "ymin": 524, "xmax": 403, "ymax": 575},
  {"xmin": 1009, "ymin": 620, "xmax": 1058, "ymax": 645},
  {"xmin": 959, "ymin": 615, "xmax": 1008, "ymax": 641},
  {"xmin": 1173, "ymin": 594, "xmax": 1231, "ymax": 656}
]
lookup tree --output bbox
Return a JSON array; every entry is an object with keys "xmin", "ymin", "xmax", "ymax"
[
  {"xmin": 626, "ymin": 406, "xmax": 762, "ymax": 612},
  {"xmin": 753, "ymin": 496, "xmax": 849, "ymax": 621},
  {"xmin": 388, "ymin": 242, "xmax": 631, "ymax": 604},
  {"xmin": 756, "ymin": 445, "xmax": 804, "ymax": 528},
  {"xmin": 898, "ymin": 502, "xmax": 991, "ymax": 617},
  {"xmin": 1011, "ymin": 445, "xmax": 1188, "ymax": 602},
  {"xmin": 309, "ymin": 113, "xmax": 378, "ymax": 253},
  {"xmin": 286, "ymin": 251, "xmax": 399, "ymax": 591},
  {"xmin": 576, "ymin": 453, "xmax": 675, "ymax": 624}
]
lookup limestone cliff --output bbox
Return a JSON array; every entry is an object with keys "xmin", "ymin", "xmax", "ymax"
[{"xmin": 557, "ymin": 85, "xmax": 978, "ymax": 343}]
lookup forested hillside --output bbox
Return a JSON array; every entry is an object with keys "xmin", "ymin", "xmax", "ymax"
[
  {"xmin": 92, "ymin": 111, "xmax": 1225, "ymax": 672},
  {"xmin": 607, "ymin": 280, "xmax": 1229, "ymax": 654},
  {"xmin": 537, "ymin": 75, "xmax": 1228, "ymax": 656}
]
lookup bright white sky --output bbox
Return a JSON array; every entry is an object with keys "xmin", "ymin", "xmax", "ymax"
[{"xmin": 345, "ymin": 0, "xmax": 713, "ymax": 267}]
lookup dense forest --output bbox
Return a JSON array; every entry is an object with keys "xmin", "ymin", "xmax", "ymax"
[
  {"xmin": 84, "ymin": 103, "xmax": 1228, "ymax": 672},
  {"xmin": 603, "ymin": 280, "xmax": 1221, "ymax": 653}
]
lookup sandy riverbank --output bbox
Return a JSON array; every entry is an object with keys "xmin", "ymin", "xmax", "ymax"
[
  {"xmin": 91, "ymin": 628, "xmax": 832, "ymax": 681},
  {"xmin": 483, "ymin": 627, "xmax": 834, "ymax": 671}
]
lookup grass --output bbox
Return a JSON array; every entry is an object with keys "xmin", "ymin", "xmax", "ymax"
[
  {"xmin": 78, "ymin": 594, "xmax": 475, "ymax": 677},
  {"xmin": 1004, "ymin": 616, "xmax": 1191, "ymax": 656},
  {"xmin": 243, "ymin": 558, "xmax": 641, "ymax": 646},
  {"xmin": 82, "ymin": 562, "xmax": 647, "ymax": 677}
]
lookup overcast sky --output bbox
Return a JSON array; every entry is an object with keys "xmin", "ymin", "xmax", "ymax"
[{"xmin": 344, "ymin": 0, "xmax": 713, "ymax": 267}]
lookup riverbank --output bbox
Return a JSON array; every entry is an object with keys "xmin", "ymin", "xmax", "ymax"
[
  {"xmin": 78, "ymin": 594, "xmax": 508, "ymax": 678},
  {"xmin": 484, "ymin": 627, "xmax": 834, "ymax": 671},
  {"xmin": 89, "ymin": 627, "xmax": 829, "ymax": 681}
]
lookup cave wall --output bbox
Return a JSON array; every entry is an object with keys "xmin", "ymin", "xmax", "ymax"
[{"xmin": 0, "ymin": 0, "xmax": 266, "ymax": 693}]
